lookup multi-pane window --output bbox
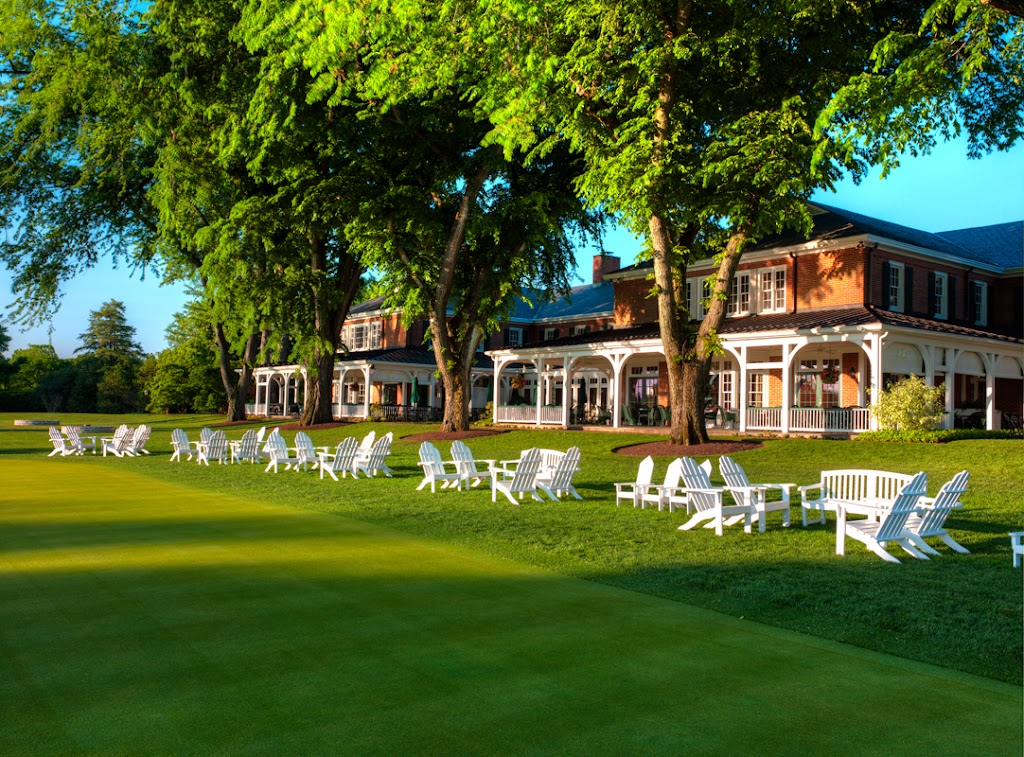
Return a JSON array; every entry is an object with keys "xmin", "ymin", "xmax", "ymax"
[
  {"xmin": 760, "ymin": 268, "xmax": 786, "ymax": 313},
  {"xmin": 748, "ymin": 373, "xmax": 764, "ymax": 408},
  {"xmin": 506, "ymin": 327, "xmax": 523, "ymax": 348},
  {"xmin": 543, "ymin": 327, "xmax": 557, "ymax": 341},
  {"xmin": 888, "ymin": 263, "xmax": 905, "ymax": 311},
  {"xmin": 972, "ymin": 282, "xmax": 987, "ymax": 326},
  {"xmin": 685, "ymin": 279, "xmax": 694, "ymax": 317},
  {"xmin": 570, "ymin": 324, "xmax": 590, "ymax": 336},
  {"xmin": 727, "ymin": 274, "xmax": 751, "ymax": 316},
  {"xmin": 933, "ymin": 273, "xmax": 947, "ymax": 320},
  {"xmin": 721, "ymin": 361, "xmax": 734, "ymax": 408}
]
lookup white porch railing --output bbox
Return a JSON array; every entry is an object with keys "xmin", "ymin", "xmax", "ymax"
[
  {"xmin": 495, "ymin": 405, "xmax": 566, "ymax": 425},
  {"xmin": 336, "ymin": 404, "xmax": 366, "ymax": 419},
  {"xmin": 746, "ymin": 406, "xmax": 782, "ymax": 430},
  {"xmin": 789, "ymin": 407, "xmax": 872, "ymax": 432}
]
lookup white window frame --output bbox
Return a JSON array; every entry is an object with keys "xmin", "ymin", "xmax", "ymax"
[
  {"xmin": 933, "ymin": 272, "xmax": 947, "ymax": 320},
  {"xmin": 972, "ymin": 281, "xmax": 987, "ymax": 326},
  {"xmin": 727, "ymin": 273, "xmax": 751, "ymax": 317},
  {"xmin": 370, "ymin": 321, "xmax": 381, "ymax": 349},
  {"xmin": 570, "ymin": 324, "xmax": 590, "ymax": 337},
  {"xmin": 759, "ymin": 266, "xmax": 786, "ymax": 314},
  {"xmin": 748, "ymin": 373, "xmax": 765, "ymax": 408},
  {"xmin": 507, "ymin": 327, "xmax": 523, "ymax": 348},
  {"xmin": 543, "ymin": 327, "xmax": 557, "ymax": 341},
  {"xmin": 888, "ymin": 262, "xmax": 905, "ymax": 312}
]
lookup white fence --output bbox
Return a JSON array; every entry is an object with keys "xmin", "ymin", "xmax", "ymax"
[
  {"xmin": 746, "ymin": 406, "xmax": 782, "ymax": 430},
  {"xmin": 789, "ymin": 407, "xmax": 871, "ymax": 432},
  {"xmin": 495, "ymin": 405, "xmax": 566, "ymax": 425}
]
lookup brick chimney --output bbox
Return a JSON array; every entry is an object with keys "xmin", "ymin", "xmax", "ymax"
[{"xmin": 592, "ymin": 254, "xmax": 621, "ymax": 285}]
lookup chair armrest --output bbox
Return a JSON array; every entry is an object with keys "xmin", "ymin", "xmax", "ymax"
[{"xmin": 798, "ymin": 483, "xmax": 822, "ymax": 503}]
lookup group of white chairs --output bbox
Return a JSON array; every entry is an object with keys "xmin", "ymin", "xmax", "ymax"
[
  {"xmin": 616, "ymin": 455, "xmax": 972, "ymax": 563},
  {"xmin": 416, "ymin": 441, "xmax": 582, "ymax": 504},
  {"xmin": 170, "ymin": 426, "xmax": 393, "ymax": 478},
  {"xmin": 48, "ymin": 424, "xmax": 151, "ymax": 458}
]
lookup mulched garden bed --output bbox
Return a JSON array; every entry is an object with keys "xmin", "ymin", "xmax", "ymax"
[
  {"xmin": 403, "ymin": 429, "xmax": 508, "ymax": 442},
  {"xmin": 614, "ymin": 440, "xmax": 764, "ymax": 457}
]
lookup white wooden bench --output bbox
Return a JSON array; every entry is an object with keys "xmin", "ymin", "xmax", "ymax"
[{"xmin": 799, "ymin": 469, "xmax": 921, "ymax": 526}]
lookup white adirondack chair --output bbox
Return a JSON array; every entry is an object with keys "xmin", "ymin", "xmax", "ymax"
[
  {"xmin": 492, "ymin": 448, "xmax": 544, "ymax": 504},
  {"xmin": 614, "ymin": 456, "xmax": 657, "ymax": 507},
  {"xmin": 292, "ymin": 432, "xmax": 319, "ymax": 472},
  {"xmin": 536, "ymin": 446, "xmax": 582, "ymax": 501},
  {"xmin": 319, "ymin": 437, "xmax": 360, "ymax": 480},
  {"xmin": 170, "ymin": 428, "xmax": 192, "ymax": 462},
  {"xmin": 837, "ymin": 472, "xmax": 929, "ymax": 563},
  {"xmin": 654, "ymin": 458, "xmax": 712, "ymax": 512},
  {"xmin": 47, "ymin": 426, "xmax": 77, "ymax": 457},
  {"xmin": 677, "ymin": 457, "xmax": 754, "ymax": 536},
  {"xmin": 904, "ymin": 470, "xmax": 970, "ymax": 555},
  {"xmin": 354, "ymin": 430, "xmax": 376, "ymax": 463},
  {"xmin": 63, "ymin": 426, "xmax": 96, "ymax": 455},
  {"xmin": 264, "ymin": 433, "xmax": 302, "ymax": 473},
  {"xmin": 355, "ymin": 434, "xmax": 394, "ymax": 478},
  {"xmin": 230, "ymin": 429, "xmax": 260, "ymax": 464},
  {"xmin": 260, "ymin": 428, "xmax": 281, "ymax": 461},
  {"xmin": 451, "ymin": 440, "xmax": 496, "ymax": 489},
  {"xmin": 719, "ymin": 456, "xmax": 792, "ymax": 532},
  {"xmin": 417, "ymin": 441, "xmax": 462, "ymax": 492},
  {"xmin": 1011, "ymin": 532, "xmax": 1024, "ymax": 568},
  {"xmin": 102, "ymin": 425, "xmax": 134, "ymax": 457},
  {"xmin": 197, "ymin": 429, "xmax": 228, "ymax": 465},
  {"xmin": 127, "ymin": 424, "xmax": 151, "ymax": 455}
]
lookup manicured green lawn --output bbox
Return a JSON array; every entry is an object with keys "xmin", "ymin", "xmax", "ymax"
[{"xmin": 1, "ymin": 459, "xmax": 1020, "ymax": 754}]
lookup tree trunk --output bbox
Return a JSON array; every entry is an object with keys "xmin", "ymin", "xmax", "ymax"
[
  {"xmin": 214, "ymin": 324, "xmax": 258, "ymax": 422},
  {"xmin": 301, "ymin": 349, "xmax": 337, "ymax": 426},
  {"xmin": 430, "ymin": 317, "xmax": 478, "ymax": 432}
]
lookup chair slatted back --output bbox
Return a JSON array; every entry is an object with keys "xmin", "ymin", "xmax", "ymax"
[
  {"xmin": 635, "ymin": 456, "xmax": 655, "ymax": 487},
  {"xmin": 679, "ymin": 456, "xmax": 718, "ymax": 514},
  {"xmin": 48, "ymin": 426, "xmax": 67, "ymax": 452},
  {"xmin": 265, "ymin": 433, "xmax": 288, "ymax": 461},
  {"xmin": 875, "ymin": 472, "xmax": 928, "ymax": 542},
  {"xmin": 199, "ymin": 427, "xmax": 213, "ymax": 444},
  {"xmin": 915, "ymin": 471, "xmax": 969, "ymax": 537},
  {"xmin": 205, "ymin": 430, "xmax": 228, "ymax": 463},
  {"xmin": 330, "ymin": 437, "xmax": 359, "ymax": 474},
  {"xmin": 294, "ymin": 432, "xmax": 317, "ymax": 466},
  {"xmin": 508, "ymin": 448, "xmax": 542, "ymax": 494},
  {"xmin": 547, "ymin": 446, "xmax": 581, "ymax": 493},
  {"xmin": 237, "ymin": 430, "xmax": 259, "ymax": 461},
  {"xmin": 719, "ymin": 456, "xmax": 752, "ymax": 489},
  {"xmin": 451, "ymin": 440, "xmax": 478, "ymax": 474},
  {"xmin": 358, "ymin": 430, "xmax": 376, "ymax": 454},
  {"xmin": 419, "ymin": 441, "xmax": 445, "ymax": 474},
  {"xmin": 130, "ymin": 424, "xmax": 151, "ymax": 453},
  {"xmin": 364, "ymin": 435, "xmax": 392, "ymax": 473}
]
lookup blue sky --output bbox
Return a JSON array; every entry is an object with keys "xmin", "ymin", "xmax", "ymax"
[{"xmin": 2, "ymin": 136, "xmax": 1022, "ymax": 358}]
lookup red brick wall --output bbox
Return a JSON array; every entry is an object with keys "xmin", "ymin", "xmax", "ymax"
[
  {"xmin": 613, "ymin": 278, "xmax": 659, "ymax": 326},
  {"xmin": 841, "ymin": 353, "xmax": 861, "ymax": 406},
  {"xmin": 796, "ymin": 247, "xmax": 864, "ymax": 310},
  {"xmin": 767, "ymin": 370, "xmax": 783, "ymax": 406}
]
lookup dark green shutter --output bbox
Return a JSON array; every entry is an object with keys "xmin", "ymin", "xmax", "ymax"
[{"xmin": 881, "ymin": 261, "xmax": 892, "ymax": 308}]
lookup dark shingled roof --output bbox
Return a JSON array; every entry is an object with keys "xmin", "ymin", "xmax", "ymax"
[
  {"xmin": 936, "ymin": 221, "xmax": 1024, "ymax": 269},
  {"xmin": 612, "ymin": 206, "xmax": 1021, "ymax": 277},
  {"xmin": 512, "ymin": 306, "xmax": 1020, "ymax": 350},
  {"xmin": 508, "ymin": 282, "xmax": 615, "ymax": 321}
]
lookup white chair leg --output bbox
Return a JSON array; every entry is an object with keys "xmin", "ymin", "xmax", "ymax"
[{"xmin": 938, "ymin": 533, "xmax": 970, "ymax": 554}]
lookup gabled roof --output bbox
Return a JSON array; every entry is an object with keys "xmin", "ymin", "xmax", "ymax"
[{"xmin": 936, "ymin": 221, "xmax": 1024, "ymax": 269}]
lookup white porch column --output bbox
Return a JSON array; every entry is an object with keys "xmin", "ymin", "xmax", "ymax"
[
  {"xmin": 736, "ymin": 345, "xmax": 748, "ymax": 433},
  {"xmin": 611, "ymin": 353, "xmax": 627, "ymax": 429},
  {"xmin": 535, "ymin": 358, "xmax": 546, "ymax": 426},
  {"xmin": 337, "ymin": 368, "xmax": 348, "ymax": 415},
  {"xmin": 942, "ymin": 348, "xmax": 958, "ymax": 430},
  {"xmin": 562, "ymin": 356, "xmax": 574, "ymax": 428},
  {"xmin": 428, "ymin": 373, "xmax": 436, "ymax": 409},
  {"xmin": 867, "ymin": 333, "xmax": 886, "ymax": 431},
  {"xmin": 781, "ymin": 344, "xmax": 795, "ymax": 434},
  {"xmin": 282, "ymin": 375, "xmax": 291, "ymax": 416},
  {"xmin": 984, "ymin": 353, "xmax": 997, "ymax": 430},
  {"xmin": 362, "ymin": 365, "xmax": 372, "ymax": 418}
]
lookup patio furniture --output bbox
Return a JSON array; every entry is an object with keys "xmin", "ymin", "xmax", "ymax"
[
  {"xmin": 719, "ymin": 456, "xmax": 792, "ymax": 532},
  {"xmin": 127, "ymin": 424, "xmax": 151, "ymax": 455},
  {"xmin": 615, "ymin": 456, "xmax": 656, "ymax": 508},
  {"xmin": 259, "ymin": 428, "xmax": 281, "ymax": 461},
  {"xmin": 621, "ymin": 405, "xmax": 637, "ymax": 426},
  {"xmin": 170, "ymin": 429, "xmax": 192, "ymax": 462},
  {"xmin": 798, "ymin": 469, "xmax": 920, "ymax": 526},
  {"xmin": 230, "ymin": 429, "xmax": 261, "ymax": 464},
  {"xmin": 492, "ymin": 447, "xmax": 544, "ymax": 504},
  {"xmin": 197, "ymin": 430, "xmax": 228, "ymax": 466},
  {"xmin": 654, "ymin": 458, "xmax": 712, "ymax": 513},
  {"xmin": 292, "ymin": 432, "xmax": 322, "ymax": 471},
  {"xmin": 450, "ymin": 440, "xmax": 496, "ymax": 489},
  {"xmin": 63, "ymin": 426, "xmax": 97, "ymax": 455},
  {"xmin": 47, "ymin": 426, "xmax": 77, "ymax": 457},
  {"xmin": 264, "ymin": 434, "xmax": 303, "ymax": 473},
  {"xmin": 676, "ymin": 457, "xmax": 754, "ymax": 536},
  {"xmin": 836, "ymin": 472, "xmax": 929, "ymax": 563},
  {"xmin": 417, "ymin": 442, "xmax": 463, "ymax": 492},
  {"xmin": 101, "ymin": 425, "xmax": 135, "ymax": 457},
  {"xmin": 1011, "ymin": 532, "xmax": 1024, "ymax": 568},
  {"xmin": 536, "ymin": 446, "xmax": 582, "ymax": 501},
  {"xmin": 904, "ymin": 470, "xmax": 971, "ymax": 555},
  {"xmin": 319, "ymin": 437, "xmax": 360, "ymax": 480},
  {"xmin": 354, "ymin": 434, "xmax": 394, "ymax": 478}
]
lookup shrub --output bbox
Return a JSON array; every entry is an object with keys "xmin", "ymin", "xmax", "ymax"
[
  {"xmin": 856, "ymin": 428, "xmax": 1019, "ymax": 443},
  {"xmin": 870, "ymin": 375, "xmax": 944, "ymax": 431}
]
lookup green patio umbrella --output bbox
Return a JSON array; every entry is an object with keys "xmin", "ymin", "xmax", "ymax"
[{"xmin": 410, "ymin": 376, "xmax": 420, "ymax": 405}]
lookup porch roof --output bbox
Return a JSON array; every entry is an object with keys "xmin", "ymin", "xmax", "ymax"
[
  {"xmin": 504, "ymin": 305, "xmax": 1022, "ymax": 352},
  {"xmin": 258, "ymin": 347, "xmax": 493, "ymax": 373}
]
